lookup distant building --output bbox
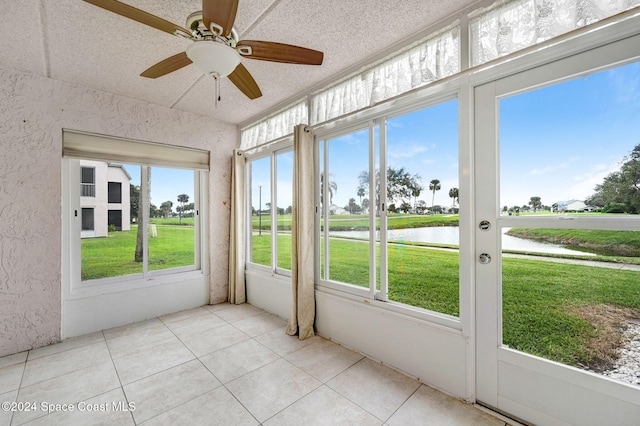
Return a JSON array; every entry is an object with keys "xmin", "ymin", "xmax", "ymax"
[
  {"xmin": 552, "ymin": 199, "xmax": 587, "ymax": 213},
  {"xmin": 80, "ymin": 160, "xmax": 131, "ymax": 238}
]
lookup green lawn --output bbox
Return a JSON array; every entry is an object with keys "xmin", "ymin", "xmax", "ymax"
[
  {"xmin": 251, "ymin": 233, "xmax": 640, "ymax": 370},
  {"xmin": 81, "ymin": 225, "xmax": 194, "ymax": 280},
  {"xmin": 251, "ymin": 213, "xmax": 459, "ymax": 231}
]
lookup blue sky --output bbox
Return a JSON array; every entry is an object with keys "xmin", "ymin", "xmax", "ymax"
[
  {"xmin": 500, "ymin": 60, "xmax": 640, "ymax": 208},
  {"xmin": 124, "ymin": 165, "xmax": 194, "ymax": 211},
  {"xmin": 153, "ymin": 59, "xmax": 640, "ymax": 214}
]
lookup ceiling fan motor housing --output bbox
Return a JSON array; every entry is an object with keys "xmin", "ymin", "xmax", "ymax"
[{"xmin": 186, "ymin": 41, "xmax": 240, "ymax": 77}]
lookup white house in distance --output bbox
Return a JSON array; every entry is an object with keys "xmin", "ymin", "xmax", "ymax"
[
  {"xmin": 80, "ymin": 160, "xmax": 131, "ymax": 238},
  {"xmin": 553, "ymin": 199, "xmax": 587, "ymax": 213}
]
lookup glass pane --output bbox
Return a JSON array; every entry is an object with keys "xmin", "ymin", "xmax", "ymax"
[
  {"xmin": 148, "ymin": 166, "xmax": 195, "ymax": 271},
  {"xmin": 325, "ymin": 129, "xmax": 371, "ymax": 288},
  {"xmin": 276, "ymin": 151, "xmax": 293, "ymax": 271},
  {"xmin": 81, "ymin": 163, "xmax": 142, "ymax": 280},
  {"xmin": 250, "ymin": 157, "xmax": 272, "ymax": 267},
  {"xmin": 386, "ymin": 100, "xmax": 460, "ymax": 316},
  {"xmin": 500, "ymin": 61, "xmax": 640, "ymax": 386}
]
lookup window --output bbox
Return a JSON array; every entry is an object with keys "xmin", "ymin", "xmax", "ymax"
[
  {"xmin": 63, "ymin": 131, "xmax": 208, "ymax": 289},
  {"xmin": 247, "ymin": 145, "xmax": 294, "ymax": 274},
  {"xmin": 108, "ymin": 182, "xmax": 122, "ymax": 203},
  {"xmin": 81, "ymin": 167, "xmax": 95, "ymax": 197},
  {"xmin": 81, "ymin": 208, "xmax": 94, "ymax": 231},
  {"xmin": 498, "ymin": 60, "xmax": 640, "ymax": 380},
  {"xmin": 317, "ymin": 99, "xmax": 460, "ymax": 318}
]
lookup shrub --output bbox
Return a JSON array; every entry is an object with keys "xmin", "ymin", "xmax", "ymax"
[
  {"xmin": 603, "ymin": 202, "xmax": 626, "ymax": 213},
  {"xmin": 108, "ymin": 224, "xmax": 117, "ymax": 232}
]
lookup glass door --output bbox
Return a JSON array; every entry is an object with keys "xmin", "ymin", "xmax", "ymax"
[{"xmin": 475, "ymin": 37, "xmax": 640, "ymax": 425}]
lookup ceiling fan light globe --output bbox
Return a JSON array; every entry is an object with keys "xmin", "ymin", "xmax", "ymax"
[{"xmin": 186, "ymin": 41, "xmax": 240, "ymax": 77}]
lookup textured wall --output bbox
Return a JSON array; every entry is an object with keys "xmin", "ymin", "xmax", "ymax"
[{"xmin": 0, "ymin": 66, "xmax": 237, "ymax": 357}]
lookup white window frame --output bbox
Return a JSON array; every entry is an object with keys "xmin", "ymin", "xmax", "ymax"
[
  {"xmin": 314, "ymin": 89, "xmax": 465, "ymax": 329},
  {"xmin": 245, "ymin": 137, "xmax": 294, "ymax": 277},
  {"xmin": 62, "ymin": 134, "xmax": 209, "ymax": 300}
]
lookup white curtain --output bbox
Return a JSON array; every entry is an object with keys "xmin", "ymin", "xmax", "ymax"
[
  {"xmin": 470, "ymin": 0, "xmax": 640, "ymax": 66},
  {"xmin": 286, "ymin": 125, "xmax": 316, "ymax": 339},
  {"xmin": 228, "ymin": 149, "xmax": 246, "ymax": 304},
  {"xmin": 240, "ymin": 101, "xmax": 308, "ymax": 150},
  {"xmin": 310, "ymin": 22, "xmax": 459, "ymax": 124}
]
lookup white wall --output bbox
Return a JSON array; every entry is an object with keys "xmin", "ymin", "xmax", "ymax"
[{"xmin": 0, "ymin": 66, "xmax": 237, "ymax": 357}]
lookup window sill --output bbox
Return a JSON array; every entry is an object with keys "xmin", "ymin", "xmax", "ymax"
[{"xmin": 68, "ymin": 269, "xmax": 205, "ymax": 300}]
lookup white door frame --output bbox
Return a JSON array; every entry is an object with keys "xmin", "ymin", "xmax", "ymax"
[{"xmin": 474, "ymin": 34, "xmax": 640, "ymax": 425}]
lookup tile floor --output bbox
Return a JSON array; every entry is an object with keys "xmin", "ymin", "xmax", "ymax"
[{"xmin": 1, "ymin": 303, "xmax": 510, "ymax": 425}]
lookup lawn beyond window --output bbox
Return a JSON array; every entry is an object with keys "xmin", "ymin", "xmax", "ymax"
[{"xmin": 81, "ymin": 224, "xmax": 195, "ymax": 280}]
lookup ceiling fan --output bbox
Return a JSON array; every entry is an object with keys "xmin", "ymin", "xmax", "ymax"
[{"xmin": 83, "ymin": 0, "xmax": 324, "ymax": 100}]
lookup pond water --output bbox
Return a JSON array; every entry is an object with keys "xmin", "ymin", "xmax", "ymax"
[{"xmin": 331, "ymin": 227, "xmax": 596, "ymax": 256}]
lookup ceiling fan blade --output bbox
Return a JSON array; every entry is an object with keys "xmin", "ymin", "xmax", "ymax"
[
  {"xmin": 83, "ymin": 0, "xmax": 190, "ymax": 37},
  {"xmin": 237, "ymin": 41, "xmax": 323, "ymax": 65},
  {"xmin": 141, "ymin": 52, "xmax": 193, "ymax": 78},
  {"xmin": 228, "ymin": 63, "xmax": 262, "ymax": 99},
  {"xmin": 203, "ymin": 0, "xmax": 239, "ymax": 37}
]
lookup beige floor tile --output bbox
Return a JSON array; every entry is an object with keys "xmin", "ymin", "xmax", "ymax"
[
  {"xmin": 159, "ymin": 306, "xmax": 211, "ymax": 325},
  {"xmin": 162, "ymin": 310, "xmax": 227, "ymax": 335},
  {"xmin": 123, "ymin": 359, "xmax": 221, "ymax": 424},
  {"xmin": 24, "ymin": 388, "xmax": 136, "ymax": 426},
  {"xmin": 0, "ymin": 363, "xmax": 25, "ymax": 394},
  {"xmin": 103, "ymin": 318, "xmax": 165, "ymax": 341},
  {"xmin": 226, "ymin": 358, "xmax": 321, "ymax": 423},
  {"xmin": 255, "ymin": 328, "xmax": 321, "ymax": 357},
  {"xmin": 105, "ymin": 322, "xmax": 175, "ymax": 360},
  {"xmin": 27, "ymin": 332, "xmax": 104, "ymax": 361},
  {"xmin": 200, "ymin": 339, "xmax": 280, "ymax": 383},
  {"xmin": 264, "ymin": 385, "xmax": 382, "ymax": 425},
  {"xmin": 0, "ymin": 390, "xmax": 17, "ymax": 426},
  {"xmin": 112, "ymin": 336, "xmax": 195, "ymax": 384},
  {"xmin": 211, "ymin": 303, "xmax": 263, "ymax": 323},
  {"xmin": 232, "ymin": 313, "xmax": 288, "ymax": 337},
  {"xmin": 387, "ymin": 385, "xmax": 504, "ymax": 426},
  {"xmin": 141, "ymin": 387, "xmax": 258, "ymax": 426},
  {"xmin": 285, "ymin": 338, "xmax": 364, "ymax": 382},
  {"xmin": 21, "ymin": 341, "xmax": 112, "ymax": 387},
  {"xmin": 176, "ymin": 323, "xmax": 250, "ymax": 357},
  {"xmin": 205, "ymin": 302, "xmax": 234, "ymax": 313},
  {"xmin": 13, "ymin": 362, "xmax": 120, "ymax": 425},
  {"xmin": 0, "ymin": 352, "xmax": 28, "ymax": 369},
  {"xmin": 327, "ymin": 358, "xmax": 420, "ymax": 421}
]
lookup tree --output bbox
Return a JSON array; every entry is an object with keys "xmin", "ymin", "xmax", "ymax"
[
  {"xmin": 135, "ymin": 169, "xmax": 150, "ymax": 262},
  {"xmin": 358, "ymin": 167, "xmax": 421, "ymax": 213},
  {"xmin": 320, "ymin": 173, "xmax": 338, "ymax": 205},
  {"xmin": 411, "ymin": 183, "xmax": 423, "ymax": 211},
  {"xmin": 528, "ymin": 196, "xmax": 542, "ymax": 213},
  {"xmin": 429, "ymin": 179, "xmax": 441, "ymax": 209},
  {"xmin": 357, "ymin": 186, "xmax": 365, "ymax": 207},
  {"xmin": 587, "ymin": 144, "xmax": 640, "ymax": 214},
  {"xmin": 160, "ymin": 201, "xmax": 173, "ymax": 218},
  {"xmin": 449, "ymin": 187, "xmax": 459, "ymax": 207},
  {"xmin": 130, "ymin": 184, "xmax": 140, "ymax": 223},
  {"xmin": 345, "ymin": 198, "xmax": 360, "ymax": 214},
  {"xmin": 177, "ymin": 194, "xmax": 189, "ymax": 223}
]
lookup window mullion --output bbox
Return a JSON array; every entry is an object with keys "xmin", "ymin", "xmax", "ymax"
[
  {"xmin": 323, "ymin": 140, "xmax": 330, "ymax": 281},
  {"xmin": 271, "ymin": 153, "xmax": 278, "ymax": 273},
  {"xmin": 142, "ymin": 166, "xmax": 150, "ymax": 276},
  {"xmin": 378, "ymin": 120, "xmax": 388, "ymax": 301}
]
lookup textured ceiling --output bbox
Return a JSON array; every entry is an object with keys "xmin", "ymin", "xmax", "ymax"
[{"xmin": 0, "ymin": 0, "xmax": 479, "ymax": 125}]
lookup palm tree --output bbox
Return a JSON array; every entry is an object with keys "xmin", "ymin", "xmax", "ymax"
[
  {"xmin": 320, "ymin": 173, "xmax": 338, "ymax": 206},
  {"xmin": 429, "ymin": 179, "xmax": 441, "ymax": 209},
  {"xmin": 177, "ymin": 194, "xmax": 189, "ymax": 223},
  {"xmin": 357, "ymin": 186, "xmax": 365, "ymax": 207},
  {"xmin": 448, "ymin": 187, "xmax": 459, "ymax": 207}
]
